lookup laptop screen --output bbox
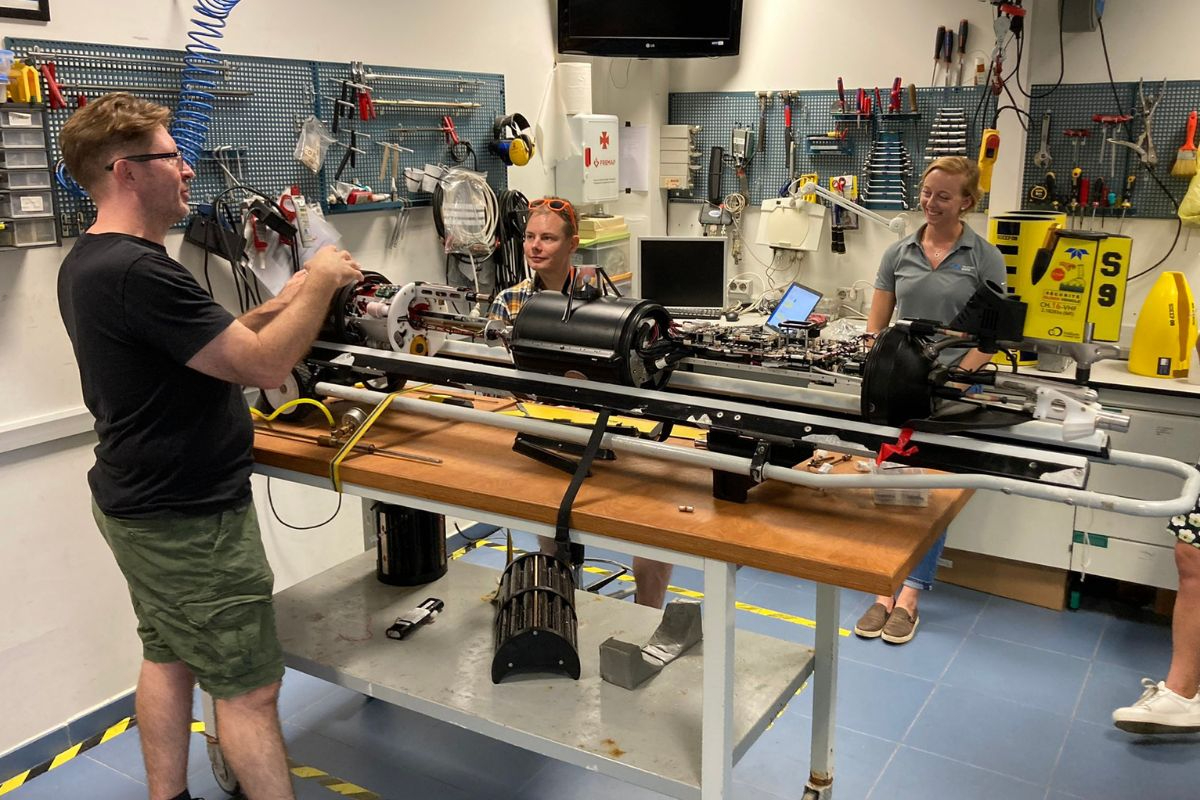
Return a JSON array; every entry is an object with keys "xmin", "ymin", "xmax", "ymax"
[
  {"xmin": 765, "ymin": 282, "xmax": 823, "ymax": 330},
  {"xmin": 638, "ymin": 236, "xmax": 727, "ymax": 307}
]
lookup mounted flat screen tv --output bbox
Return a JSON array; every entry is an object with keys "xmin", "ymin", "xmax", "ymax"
[{"xmin": 557, "ymin": 0, "xmax": 743, "ymax": 58}]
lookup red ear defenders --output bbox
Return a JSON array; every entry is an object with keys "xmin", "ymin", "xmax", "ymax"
[{"xmin": 490, "ymin": 112, "xmax": 534, "ymax": 167}]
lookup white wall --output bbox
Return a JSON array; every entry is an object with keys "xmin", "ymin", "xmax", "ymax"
[{"xmin": 0, "ymin": 0, "xmax": 562, "ymax": 757}]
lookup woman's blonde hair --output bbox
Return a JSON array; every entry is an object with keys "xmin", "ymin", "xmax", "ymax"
[{"xmin": 920, "ymin": 156, "xmax": 983, "ymax": 216}]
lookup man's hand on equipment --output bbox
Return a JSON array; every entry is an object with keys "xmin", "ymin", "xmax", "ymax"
[
  {"xmin": 305, "ymin": 244, "xmax": 364, "ymax": 288},
  {"xmin": 273, "ymin": 269, "xmax": 308, "ymax": 306}
]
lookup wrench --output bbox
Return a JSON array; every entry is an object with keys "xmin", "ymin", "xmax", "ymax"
[{"xmin": 1034, "ymin": 111, "xmax": 1053, "ymax": 168}]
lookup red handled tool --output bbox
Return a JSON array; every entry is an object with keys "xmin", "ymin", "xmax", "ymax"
[{"xmin": 40, "ymin": 62, "xmax": 67, "ymax": 110}]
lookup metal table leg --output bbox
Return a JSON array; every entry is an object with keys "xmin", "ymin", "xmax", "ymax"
[
  {"xmin": 805, "ymin": 583, "xmax": 840, "ymax": 798},
  {"xmin": 701, "ymin": 558, "xmax": 736, "ymax": 800}
]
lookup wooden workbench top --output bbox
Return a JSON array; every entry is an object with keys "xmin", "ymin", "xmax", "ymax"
[{"xmin": 254, "ymin": 397, "xmax": 971, "ymax": 596}]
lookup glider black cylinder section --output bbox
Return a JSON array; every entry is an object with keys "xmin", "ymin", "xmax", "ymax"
[
  {"xmin": 860, "ymin": 326, "xmax": 936, "ymax": 426},
  {"xmin": 374, "ymin": 503, "xmax": 448, "ymax": 586},
  {"xmin": 492, "ymin": 552, "xmax": 581, "ymax": 683},
  {"xmin": 510, "ymin": 292, "xmax": 675, "ymax": 389}
]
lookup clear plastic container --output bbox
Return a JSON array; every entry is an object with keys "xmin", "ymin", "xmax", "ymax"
[
  {"xmin": 1, "ymin": 128, "xmax": 45, "ymax": 148},
  {"xmin": 572, "ymin": 238, "xmax": 630, "ymax": 278},
  {"xmin": 0, "ymin": 217, "xmax": 57, "ymax": 247},
  {"xmin": 870, "ymin": 463, "xmax": 930, "ymax": 507},
  {"xmin": 0, "ymin": 108, "xmax": 43, "ymax": 128},
  {"xmin": 0, "ymin": 149, "xmax": 49, "ymax": 168},
  {"xmin": 0, "ymin": 189, "xmax": 53, "ymax": 217},
  {"xmin": 0, "ymin": 169, "xmax": 51, "ymax": 189}
]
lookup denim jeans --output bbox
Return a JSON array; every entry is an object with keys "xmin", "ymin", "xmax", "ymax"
[{"xmin": 903, "ymin": 530, "xmax": 948, "ymax": 592}]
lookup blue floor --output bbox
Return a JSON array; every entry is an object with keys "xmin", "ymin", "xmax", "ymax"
[{"xmin": 8, "ymin": 534, "xmax": 1197, "ymax": 800}]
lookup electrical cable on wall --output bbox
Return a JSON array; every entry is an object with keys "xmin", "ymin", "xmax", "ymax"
[
  {"xmin": 1096, "ymin": 13, "xmax": 1183, "ymax": 280},
  {"xmin": 173, "ymin": 0, "xmax": 244, "ymax": 167}
]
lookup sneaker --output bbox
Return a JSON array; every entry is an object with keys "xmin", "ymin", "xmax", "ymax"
[
  {"xmin": 854, "ymin": 603, "xmax": 890, "ymax": 638},
  {"xmin": 881, "ymin": 607, "xmax": 919, "ymax": 644},
  {"xmin": 1113, "ymin": 678, "xmax": 1200, "ymax": 734}
]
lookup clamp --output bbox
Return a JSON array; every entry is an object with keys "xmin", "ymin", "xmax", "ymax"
[{"xmin": 1124, "ymin": 77, "xmax": 1166, "ymax": 166}]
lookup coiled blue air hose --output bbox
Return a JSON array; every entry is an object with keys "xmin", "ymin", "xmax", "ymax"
[{"xmin": 172, "ymin": 0, "xmax": 242, "ymax": 167}]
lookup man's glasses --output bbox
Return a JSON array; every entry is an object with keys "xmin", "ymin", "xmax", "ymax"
[
  {"xmin": 528, "ymin": 196, "xmax": 577, "ymax": 227},
  {"xmin": 104, "ymin": 151, "xmax": 184, "ymax": 171}
]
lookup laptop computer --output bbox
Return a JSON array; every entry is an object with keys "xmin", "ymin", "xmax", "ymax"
[{"xmin": 765, "ymin": 281, "xmax": 824, "ymax": 331}]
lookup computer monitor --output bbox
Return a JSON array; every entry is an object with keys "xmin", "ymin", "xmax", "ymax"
[
  {"xmin": 765, "ymin": 282, "xmax": 823, "ymax": 330},
  {"xmin": 637, "ymin": 236, "xmax": 727, "ymax": 307}
]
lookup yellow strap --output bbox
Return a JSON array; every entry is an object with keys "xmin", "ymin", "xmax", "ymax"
[
  {"xmin": 250, "ymin": 397, "xmax": 336, "ymax": 428},
  {"xmin": 329, "ymin": 391, "xmax": 403, "ymax": 492}
]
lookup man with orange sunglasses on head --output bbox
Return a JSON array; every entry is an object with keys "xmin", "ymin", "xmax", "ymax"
[{"xmin": 488, "ymin": 197, "xmax": 673, "ymax": 608}]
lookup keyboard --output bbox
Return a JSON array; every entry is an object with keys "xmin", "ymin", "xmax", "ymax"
[{"xmin": 665, "ymin": 306, "xmax": 725, "ymax": 320}]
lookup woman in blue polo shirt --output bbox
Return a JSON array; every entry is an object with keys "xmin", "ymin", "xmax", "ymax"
[{"xmin": 855, "ymin": 156, "xmax": 1007, "ymax": 645}]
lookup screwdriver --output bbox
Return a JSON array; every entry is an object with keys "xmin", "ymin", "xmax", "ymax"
[
  {"xmin": 943, "ymin": 29, "xmax": 955, "ymax": 88},
  {"xmin": 932, "ymin": 26, "xmax": 946, "ymax": 85},
  {"xmin": 1078, "ymin": 176, "xmax": 1090, "ymax": 227},
  {"xmin": 836, "ymin": 76, "xmax": 846, "ymax": 113},
  {"xmin": 1119, "ymin": 174, "xmax": 1136, "ymax": 233},
  {"xmin": 956, "ymin": 19, "xmax": 969, "ymax": 86}
]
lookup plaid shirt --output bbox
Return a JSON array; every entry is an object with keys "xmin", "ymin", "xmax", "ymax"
[{"xmin": 487, "ymin": 277, "xmax": 542, "ymax": 323}]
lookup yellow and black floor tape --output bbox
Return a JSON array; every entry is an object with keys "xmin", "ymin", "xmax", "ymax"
[
  {"xmin": 0, "ymin": 716, "xmax": 137, "ymax": 796},
  {"xmin": 452, "ymin": 539, "xmax": 852, "ymax": 637},
  {"xmin": 287, "ymin": 757, "xmax": 380, "ymax": 799},
  {"xmin": 1, "ymin": 718, "xmax": 379, "ymax": 799},
  {"xmin": 2, "ymin": 541, "xmax": 839, "ymax": 797}
]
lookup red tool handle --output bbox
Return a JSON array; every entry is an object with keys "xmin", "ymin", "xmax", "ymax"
[
  {"xmin": 784, "ymin": 105, "xmax": 792, "ymax": 127},
  {"xmin": 837, "ymin": 77, "xmax": 846, "ymax": 110},
  {"xmin": 1184, "ymin": 110, "xmax": 1198, "ymax": 152},
  {"xmin": 1079, "ymin": 177, "xmax": 1090, "ymax": 205},
  {"xmin": 889, "ymin": 78, "xmax": 902, "ymax": 112},
  {"xmin": 441, "ymin": 116, "xmax": 459, "ymax": 144},
  {"xmin": 40, "ymin": 63, "xmax": 67, "ymax": 110}
]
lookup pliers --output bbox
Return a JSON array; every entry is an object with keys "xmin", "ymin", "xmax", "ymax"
[{"xmin": 1117, "ymin": 78, "xmax": 1166, "ymax": 167}]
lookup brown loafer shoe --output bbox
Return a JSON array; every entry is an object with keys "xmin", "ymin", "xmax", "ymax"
[
  {"xmin": 883, "ymin": 606, "xmax": 916, "ymax": 642},
  {"xmin": 881, "ymin": 607, "xmax": 919, "ymax": 644},
  {"xmin": 854, "ymin": 602, "xmax": 890, "ymax": 638}
]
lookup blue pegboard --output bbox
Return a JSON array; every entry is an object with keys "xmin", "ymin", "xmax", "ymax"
[
  {"xmin": 311, "ymin": 61, "xmax": 507, "ymax": 215},
  {"xmin": 4, "ymin": 38, "xmax": 509, "ymax": 236},
  {"xmin": 1021, "ymin": 81, "xmax": 1199, "ymax": 222},
  {"xmin": 668, "ymin": 85, "xmax": 992, "ymax": 213}
]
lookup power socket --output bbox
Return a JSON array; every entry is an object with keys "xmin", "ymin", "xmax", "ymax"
[{"xmin": 727, "ymin": 278, "xmax": 753, "ymax": 303}]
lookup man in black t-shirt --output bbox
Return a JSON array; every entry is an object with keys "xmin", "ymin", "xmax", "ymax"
[{"xmin": 57, "ymin": 93, "xmax": 362, "ymax": 800}]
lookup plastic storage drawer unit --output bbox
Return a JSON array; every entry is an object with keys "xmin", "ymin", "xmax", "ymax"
[
  {"xmin": 0, "ymin": 108, "xmax": 44, "ymax": 128},
  {"xmin": 0, "ymin": 190, "xmax": 53, "ymax": 217},
  {"xmin": 0, "ymin": 149, "xmax": 49, "ymax": 169},
  {"xmin": 0, "ymin": 169, "xmax": 51, "ymax": 190},
  {"xmin": 0, "ymin": 217, "xmax": 58, "ymax": 248},
  {"xmin": 0, "ymin": 128, "xmax": 44, "ymax": 149}
]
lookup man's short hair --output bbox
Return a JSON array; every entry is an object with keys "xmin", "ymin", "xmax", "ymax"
[{"xmin": 60, "ymin": 93, "xmax": 172, "ymax": 192}]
